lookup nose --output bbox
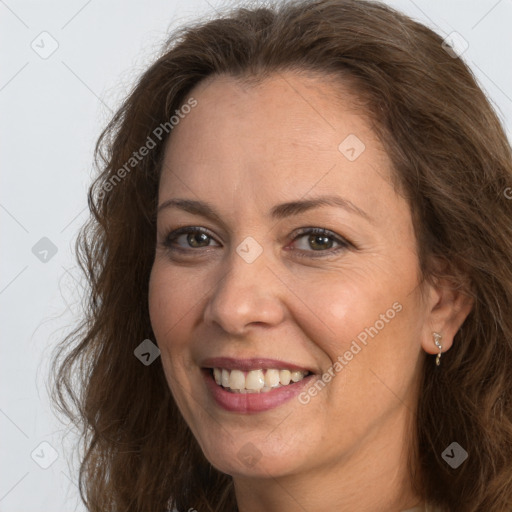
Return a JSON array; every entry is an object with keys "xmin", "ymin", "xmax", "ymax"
[{"xmin": 203, "ymin": 245, "xmax": 287, "ymax": 336}]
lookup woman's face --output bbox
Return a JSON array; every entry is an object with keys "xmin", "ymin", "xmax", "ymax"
[{"xmin": 149, "ymin": 72, "xmax": 434, "ymax": 481}]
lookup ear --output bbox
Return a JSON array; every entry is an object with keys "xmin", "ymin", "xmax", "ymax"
[{"xmin": 420, "ymin": 260, "xmax": 474, "ymax": 356}]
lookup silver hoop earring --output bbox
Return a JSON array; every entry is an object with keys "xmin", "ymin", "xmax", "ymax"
[{"xmin": 433, "ymin": 332, "xmax": 443, "ymax": 366}]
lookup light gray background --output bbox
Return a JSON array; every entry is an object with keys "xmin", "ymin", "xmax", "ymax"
[{"xmin": 1, "ymin": 1, "xmax": 511, "ymax": 511}]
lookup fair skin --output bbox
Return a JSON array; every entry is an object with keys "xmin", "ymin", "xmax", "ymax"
[{"xmin": 148, "ymin": 71, "xmax": 473, "ymax": 512}]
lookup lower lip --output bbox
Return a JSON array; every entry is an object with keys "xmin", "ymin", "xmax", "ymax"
[{"xmin": 202, "ymin": 369, "xmax": 316, "ymax": 413}]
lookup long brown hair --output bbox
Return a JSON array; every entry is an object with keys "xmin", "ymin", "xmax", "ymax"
[{"xmin": 50, "ymin": 1, "xmax": 512, "ymax": 510}]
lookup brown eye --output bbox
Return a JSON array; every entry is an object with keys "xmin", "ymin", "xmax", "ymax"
[
  {"xmin": 183, "ymin": 231, "xmax": 210, "ymax": 248},
  {"xmin": 289, "ymin": 227, "xmax": 351, "ymax": 258},
  {"xmin": 161, "ymin": 226, "xmax": 352, "ymax": 259},
  {"xmin": 163, "ymin": 227, "xmax": 219, "ymax": 250}
]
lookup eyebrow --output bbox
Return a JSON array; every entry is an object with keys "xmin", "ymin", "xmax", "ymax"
[{"xmin": 157, "ymin": 195, "xmax": 372, "ymax": 224}]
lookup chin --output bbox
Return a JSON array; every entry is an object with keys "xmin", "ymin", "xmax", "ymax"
[{"xmin": 198, "ymin": 433, "xmax": 309, "ymax": 478}]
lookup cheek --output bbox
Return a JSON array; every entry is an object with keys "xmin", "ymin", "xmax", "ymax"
[
  {"xmin": 315, "ymin": 291, "xmax": 421, "ymax": 440},
  {"xmin": 148, "ymin": 261, "xmax": 200, "ymax": 347},
  {"xmin": 296, "ymin": 267, "xmax": 398, "ymax": 358},
  {"xmin": 308, "ymin": 259, "xmax": 422, "ymax": 391},
  {"xmin": 148, "ymin": 264, "xmax": 198, "ymax": 404}
]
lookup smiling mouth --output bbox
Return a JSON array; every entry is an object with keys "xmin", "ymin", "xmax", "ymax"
[{"xmin": 207, "ymin": 367, "xmax": 312, "ymax": 394}]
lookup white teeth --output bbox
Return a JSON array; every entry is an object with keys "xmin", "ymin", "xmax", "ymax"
[
  {"xmin": 279, "ymin": 369, "xmax": 291, "ymax": 385},
  {"xmin": 246, "ymin": 370, "xmax": 265, "ymax": 391},
  {"xmin": 290, "ymin": 371, "xmax": 303, "ymax": 383},
  {"xmin": 229, "ymin": 370, "xmax": 245, "ymax": 390},
  {"xmin": 221, "ymin": 369, "xmax": 230, "ymax": 388},
  {"xmin": 211, "ymin": 367, "xmax": 310, "ymax": 393},
  {"xmin": 265, "ymin": 369, "xmax": 281, "ymax": 388}
]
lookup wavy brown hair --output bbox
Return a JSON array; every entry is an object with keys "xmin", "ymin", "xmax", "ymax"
[{"xmin": 50, "ymin": 0, "xmax": 512, "ymax": 510}]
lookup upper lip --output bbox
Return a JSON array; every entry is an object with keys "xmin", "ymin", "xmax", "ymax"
[{"xmin": 200, "ymin": 356, "xmax": 315, "ymax": 373}]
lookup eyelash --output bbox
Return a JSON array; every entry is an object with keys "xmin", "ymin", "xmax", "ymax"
[{"xmin": 161, "ymin": 226, "xmax": 352, "ymax": 259}]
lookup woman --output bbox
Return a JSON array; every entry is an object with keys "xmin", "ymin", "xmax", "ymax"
[{"xmin": 50, "ymin": 0, "xmax": 512, "ymax": 511}]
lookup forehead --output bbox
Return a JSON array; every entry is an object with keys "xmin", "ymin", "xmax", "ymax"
[
  {"xmin": 159, "ymin": 72, "xmax": 399, "ymax": 223},
  {"xmin": 163, "ymin": 71, "xmax": 376, "ymax": 158}
]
